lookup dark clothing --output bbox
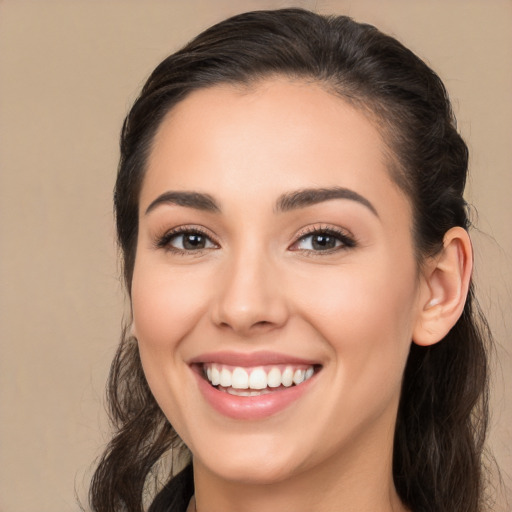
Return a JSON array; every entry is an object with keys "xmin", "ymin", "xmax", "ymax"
[{"xmin": 148, "ymin": 464, "xmax": 194, "ymax": 512}]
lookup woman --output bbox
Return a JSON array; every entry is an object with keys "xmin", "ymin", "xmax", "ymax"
[{"xmin": 90, "ymin": 8, "xmax": 492, "ymax": 512}]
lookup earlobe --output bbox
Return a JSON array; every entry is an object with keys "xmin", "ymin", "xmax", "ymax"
[{"xmin": 413, "ymin": 227, "xmax": 473, "ymax": 346}]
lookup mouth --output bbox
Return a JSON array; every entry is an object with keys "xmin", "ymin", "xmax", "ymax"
[
  {"xmin": 199, "ymin": 363, "xmax": 318, "ymax": 396},
  {"xmin": 189, "ymin": 352, "xmax": 322, "ymax": 419}
]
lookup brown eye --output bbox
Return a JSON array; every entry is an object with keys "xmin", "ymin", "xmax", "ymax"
[
  {"xmin": 310, "ymin": 234, "xmax": 338, "ymax": 250},
  {"xmin": 181, "ymin": 233, "xmax": 208, "ymax": 250},
  {"xmin": 296, "ymin": 233, "xmax": 341, "ymax": 251},
  {"xmin": 160, "ymin": 230, "xmax": 217, "ymax": 252},
  {"xmin": 292, "ymin": 229, "xmax": 356, "ymax": 252}
]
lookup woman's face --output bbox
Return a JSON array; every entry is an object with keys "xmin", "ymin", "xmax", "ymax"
[{"xmin": 132, "ymin": 79, "xmax": 426, "ymax": 484}]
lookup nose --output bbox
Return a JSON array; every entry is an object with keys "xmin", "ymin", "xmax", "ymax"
[{"xmin": 211, "ymin": 250, "xmax": 289, "ymax": 336}]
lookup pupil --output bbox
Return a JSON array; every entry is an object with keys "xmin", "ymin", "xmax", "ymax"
[
  {"xmin": 312, "ymin": 234, "xmax": 335, "ymax": 250},
  {"xmin": 183, "ymin": 234, "xmax": 205, "ymax": 250}
]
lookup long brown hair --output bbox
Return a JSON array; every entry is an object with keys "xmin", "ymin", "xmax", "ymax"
[{"xmin": 90, "ymin": 9, "xmax": 492, "ymax": 512}]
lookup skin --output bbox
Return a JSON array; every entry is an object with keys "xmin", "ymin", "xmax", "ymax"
[{"xmin": 131, "ymin": 78, "xmax": 472, "ymax": 512}]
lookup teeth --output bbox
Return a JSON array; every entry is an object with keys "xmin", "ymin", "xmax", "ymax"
[
  {"xmin": 220, "ymin": 368, "xmax": 232, "ymax": 387},
  {"xmin": 281, "ymin": 367, "xmax": 294, "ymax": 387},
  {"xmin": 211, "ymin": 366, "xmax": 220, "ymax": 386},
  {"xmin": 225, "ymin": 387, "xmax": 272, "ymax": 396},
  {"xmin": 249, "ymin": 368, "xmax": 267, "ymax": 389},
  {"xmin": 293, "ymin": 369, "xmax": 305, "ymax": 385},
  {"xmin": 203, "ymin": 363, "xmax": 316, "ymax": 390},
  {"xmin": 267, "ymin": 367, "xmax": 281, "ymax": 388},
  {"xmin": 231, "ymin": 367, "xmax": 249, "ymax": 389}
]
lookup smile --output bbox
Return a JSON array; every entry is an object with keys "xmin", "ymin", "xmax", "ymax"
[
  {"xmin": 202, "ymin": 363, "xmax": 315, "ymax": 396},
  {"xmin": 190, "ymin": 353, "xmax": 322, "ymax": 420}
]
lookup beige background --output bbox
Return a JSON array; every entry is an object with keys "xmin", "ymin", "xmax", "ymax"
[{"xmin": 0, "ymin": 1, "xmax": 510, "ymax": 511}]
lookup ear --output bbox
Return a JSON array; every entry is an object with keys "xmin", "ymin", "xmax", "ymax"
[{"xmin": 413, "ymin": 226, "xmax": 473, "ymax": 346}]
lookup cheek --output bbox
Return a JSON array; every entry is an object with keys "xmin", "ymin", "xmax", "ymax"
[
  {"xmin": 130, "ymin": 259, "xmax": 215, "ymax": 439},
  {"xmin": 289, "ymin": 255, "xmax": 418, "ymax": 397},
  {"xmin": 293, "ymin": 254, "xmax": 417, "ymax": 338},
  {"xmin": 131, "ymin": 262, "xmax": 211, "ymax": 352}
]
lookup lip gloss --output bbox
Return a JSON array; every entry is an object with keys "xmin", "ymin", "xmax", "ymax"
[{"xmin": 193, "ymin": 369, "xmax": 317, "ymax": 420}]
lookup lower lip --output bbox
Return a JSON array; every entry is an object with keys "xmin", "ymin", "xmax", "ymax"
[{"xmin": 193, "ymin": 369, "xmax": 317, "ymax": 420}]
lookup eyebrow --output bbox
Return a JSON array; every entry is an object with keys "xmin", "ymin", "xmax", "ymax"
[
  {"xmin": 145, "ymin": 186, "xmax": 378, "ymax": 217},
  {"xmin": 145, "ymin": 191, "xmax": 221, "ymax": 215},
  {"xmin": 275, "ymin": 187, "xmax": 378, "ymax": 216}
]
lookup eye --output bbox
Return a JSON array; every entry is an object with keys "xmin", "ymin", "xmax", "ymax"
[
  {"xmin": 296, "ymin": 233, "xmax": 341, "ymax": 251},
  {"xmin": 172, "ymin": 232, "xmax": 215, "ymax": 250},
  {"xmin": 291, "ymin": 227, "xmax": 356, "ymax": 253},
  {"xmin": 157, "ymin": 227, "xmax": 218, "ymax": 253}
]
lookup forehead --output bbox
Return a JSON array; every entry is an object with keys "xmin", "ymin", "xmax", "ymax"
[{"xmin": 142, "ymin": 78, "xmax": 410, "ymax": 221}]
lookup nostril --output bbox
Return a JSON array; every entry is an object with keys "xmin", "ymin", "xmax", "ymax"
[{"xmin": 216, "ymin": 318, "xmax": 278, "ymax": 332}]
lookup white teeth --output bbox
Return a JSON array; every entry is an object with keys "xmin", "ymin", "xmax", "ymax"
[
  {"xmin": 219, "ymin": 368, "xmax": 232, "ymax": 387},
  {"xmin": 203, "ymin": 363, "xmax": 317, "ymax": 390},
  {"xmin": 226, "ymin": 388, "xmax": 271, "ymax": 396},
  {"xmin": 293, "ymin": 369, "xmax": 305, "ymax": 385},
  {"xmin": 281, "ymin": 367, "xmax": 294, "ymax": 387},
  {"xmin": 267, "ymin": 367, "xmax": 282, "ymax": 388},
  {"xmin": 231, "ymin": 367, "xmax": 249, "ymax": 389},
  {"xmin": 211, "ymin": 366, "xmax": 220, "ymax": 386},
  {"xmin": 249, "ymin": 367, "xmax": 267, "ymax": 389}
]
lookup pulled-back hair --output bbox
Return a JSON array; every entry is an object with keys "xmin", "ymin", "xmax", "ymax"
[{"xmin": 90, "ymin": 8, "xmax": 492, "ymax": 512}]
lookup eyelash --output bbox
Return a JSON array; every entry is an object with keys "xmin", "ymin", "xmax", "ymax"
[
  {"xmin": 155, "ymin": 224, "xmax": 356, "ymax": 255},
  {"xmin": 155, "ymin": 226, "xmax": 218, "ymax": 255},
  {"xmin": 291, "ymin": 225, "xmax": 356, "ymax": 254}
]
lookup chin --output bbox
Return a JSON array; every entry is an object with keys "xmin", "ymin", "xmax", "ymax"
[
  {"xmin": 198, "ymin": 452, "xmax": 305, "ymax": 485},
  {"xmin": 189, "ymin": 427, "xmax": 313, "ymax": 485}
]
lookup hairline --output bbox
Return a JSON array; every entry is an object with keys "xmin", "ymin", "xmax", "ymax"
[{"xmin": 146, "ymin": 72, "xmax": 415, "ymax": 206}]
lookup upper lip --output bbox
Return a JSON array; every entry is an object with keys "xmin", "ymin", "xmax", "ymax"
[{"xmin": 188, "ymin": 351, "xmax": 320, "ymax": 367}]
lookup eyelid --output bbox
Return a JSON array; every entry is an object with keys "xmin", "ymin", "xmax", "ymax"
[
  {"xmin": 289, "ymin": 224, "xmax": 357, "ymax": 252},
  {"xmin": 155, "ymin": 224, "xmax": 220, "ymax": 253},
  {"xmin": 154, "ymin": 223, "xmax": 356, "ymax": 255}
]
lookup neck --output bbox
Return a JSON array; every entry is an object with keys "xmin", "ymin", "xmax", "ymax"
[{"xmin": 191, "ymin": 418, "xmax": 408, "ymax": 512}]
